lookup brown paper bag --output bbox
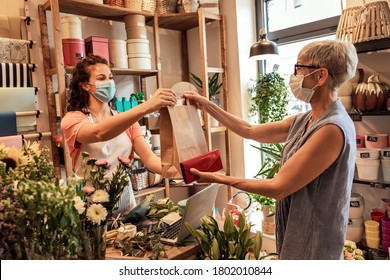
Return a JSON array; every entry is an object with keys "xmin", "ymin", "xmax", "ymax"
[{"xmin": 160, "ymin": 104, "xmax": 208, "ymax": 179}]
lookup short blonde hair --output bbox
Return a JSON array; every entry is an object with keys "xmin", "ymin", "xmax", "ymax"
[{"xmin": 298, "ymin": 40, "xmax": 358, "ymax": 89}]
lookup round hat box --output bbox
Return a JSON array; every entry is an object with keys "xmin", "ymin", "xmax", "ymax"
[
  {"xmin": 128, "ymin": 53, "xmax": 152, "ymax": 69},
  {"xmin": 126, "ymin": 38, "xmax": 150, "ymax": 54},
  {"xmin": 108, "ymin": 39, "xmax": 127, "ymax": 56}
]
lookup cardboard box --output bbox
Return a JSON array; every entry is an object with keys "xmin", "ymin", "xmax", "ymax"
[{"xmin": 85, "ymin": 36, "xmax": 110, "ymax": 64}]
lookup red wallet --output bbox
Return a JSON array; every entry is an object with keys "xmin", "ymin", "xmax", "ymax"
[{"xmin": 180, "ymin": 149, "xmax": 223, "ymax": 184}]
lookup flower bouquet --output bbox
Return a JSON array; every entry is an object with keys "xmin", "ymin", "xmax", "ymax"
[
  {"xmin": 0, "ymin": 142, "xmax": 80, "ymax": 259},
  {"xmin": 343, "ymin": 240, "xmax": 365, "ymax": 260},
  {"xmin": 71, "ymin": 152, "xmax": 133, "ymax": 259}
]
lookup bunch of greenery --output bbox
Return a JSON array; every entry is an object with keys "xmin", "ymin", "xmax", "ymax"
[
  {"xmin": 114, "ymin": 223, "xmax": 167, "ymax": 260},
  {"xmin": 185, "ymin": 211, "xmax": 262, "ymax": 260},
  {"xmin": 248, "ymin": 72, "xmax": 289, "ymax": 213}
]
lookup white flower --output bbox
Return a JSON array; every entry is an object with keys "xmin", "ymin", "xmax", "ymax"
[
  {"xmin": 86, "ymin": 204, "xmax": 108, "ymax": 225},
  {"xmin": 73, "ymin": 196, "xmax": 86, "ymax": 214},
  {"xmin": 91, "ymin": 189, "xmax": 109, "ymax": 203}
]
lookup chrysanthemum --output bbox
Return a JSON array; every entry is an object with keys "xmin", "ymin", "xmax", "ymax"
[
  {"xmin": 118, "ymin": 156, "xmax": 131, "ymax": 166},
  {"xmin": 73, "ymin": 196, "xmax": 85, "ymax": 214},
  {"xmin": 95, "ymin": 159, "xmax": 108, "ymax": 166},
  {"xmin": 86, "ymin": 204, "xmax": 108, "ymax": 225},
  {"xmin": 91, "ymin": 189, "xmax": 109, "ymax": 203},
  {"xmin": 82, "ymin": 185, "xmax": 95, "ymax": 195}
]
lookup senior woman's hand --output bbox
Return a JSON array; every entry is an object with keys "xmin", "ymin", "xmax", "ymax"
[
  {"xmin": 183, "ymin": 91, "xmax": 210, "ymax": 110},
  {"xmin": 190, "ymin": 168, "xmax": 225, "ymax": 184}
]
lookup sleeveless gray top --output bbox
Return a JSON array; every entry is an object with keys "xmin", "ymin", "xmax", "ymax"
[{"xmin": 275, "ymin": 100, "xmax": 356, "ymax": 259}]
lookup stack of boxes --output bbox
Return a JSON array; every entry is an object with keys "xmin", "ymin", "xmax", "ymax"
[
  {"xmin": 61, "ymin": 16, "xmax": 85, "ymax": 66},
  {"xmin": 108, "ymin": 39, "xmax": 128, "ymax": 68},
  {"xmin": 124, "ymin": 15, "xmax": 152, "ymax": 69}
]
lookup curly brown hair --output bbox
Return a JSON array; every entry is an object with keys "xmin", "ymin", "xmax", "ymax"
[{"xmin": 66, "ymin": 54, "xmax": 109, "ymax": 113}]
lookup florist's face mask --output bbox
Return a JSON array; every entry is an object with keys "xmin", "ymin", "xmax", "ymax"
[
  {"xmin": 289, "ymin": 69, "xmax": 320, "ymax": 103},
  {"xmin": 90, "ymin": 80, "xmax": 116, "ymax": 103}
]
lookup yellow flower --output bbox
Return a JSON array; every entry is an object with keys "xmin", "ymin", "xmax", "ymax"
[
  {"xmin": 91, "ymin": 190, "xmax": 109, "ymax": 203},
  {"xmin": 0, "ymin": 146, "xmax": 25, "ymax": 168},
  {"xmin": 86, "ymin": 204, "xmax": 108, "ymax": 225},
  {"xmin": 23, "ymin": 140, "xmax": 41, "ymax": 157}
]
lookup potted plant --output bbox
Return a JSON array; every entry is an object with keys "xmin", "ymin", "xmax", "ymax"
[
  {"xmin": 247, "ymin": 72, "xmax": 289, "ymax": 227},
  {"xmin": 185, "ymin": 211, "xmax": 263, "ymax": 260},
  {"xmin": 190, "ymin": 72, "xmax": 223, "ymax": 126}
]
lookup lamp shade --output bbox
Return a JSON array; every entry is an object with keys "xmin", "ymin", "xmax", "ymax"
[{"xmin": 249, "ymin": 33, "xmax": 279, "ymax": 60}]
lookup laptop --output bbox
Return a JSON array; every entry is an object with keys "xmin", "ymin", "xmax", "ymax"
[{"xmin": 159, "ymin": 183, "xmax": 220, "ymax": 244}]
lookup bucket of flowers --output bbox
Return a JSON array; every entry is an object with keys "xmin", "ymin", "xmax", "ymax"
[
  {"xmin": 0, "ymin": 142, "xmax": 133, "ymax": 260},
  {"xmin": 0, "ymin": 142, "xmax": 80, "ymax": 259}
]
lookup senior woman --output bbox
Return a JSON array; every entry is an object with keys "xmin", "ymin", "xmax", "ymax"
[{"xmin": 184, "ymin": 40, "xmax": 358, "ymax": 259}]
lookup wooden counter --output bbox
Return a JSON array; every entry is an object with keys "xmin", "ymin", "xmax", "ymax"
[{"xmin": 106, "ymin": 242, "xmax": 200, "ymax": 260}]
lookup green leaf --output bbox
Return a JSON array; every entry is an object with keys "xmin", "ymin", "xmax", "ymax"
[{"xmin": 254, "ymin": 232, "xmax": 263, "ymax": 260}]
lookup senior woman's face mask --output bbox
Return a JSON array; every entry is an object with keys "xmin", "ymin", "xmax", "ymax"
[
  {"xmin": 89, "ymin": 80, "xmax": 116, "ymax": 103},
  {"xmin": 289, "ymin": 69, "xmax": 320, "ymax": 103}
]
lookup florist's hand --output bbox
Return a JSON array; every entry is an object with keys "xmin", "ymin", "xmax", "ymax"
[
  {"xmin": 183, "ymin": 91, "xmax": 209, "ymax": 111},
  {"xmin": 147, "ymin": 88, "xmax": 177, "ymax": 111},
  {"xmin": 190, "ymin": 168, "xmax": 222, "ymax": 184}
]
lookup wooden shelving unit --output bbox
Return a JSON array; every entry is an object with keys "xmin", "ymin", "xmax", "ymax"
[
  {"xmin": 38, "ymin": 0, "xmax": 231, "ymax": 199},
  {"xmin": 152, "ymin": 10, "xmax": 232, "ymax": 198}
]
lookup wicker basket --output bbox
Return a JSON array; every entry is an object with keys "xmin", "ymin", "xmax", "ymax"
[
  {"xmin": 130, "ymin": 167, "xmax": 149, "ymax": 191},
  {"xmin": 183, "ymin": 0, "xmax": 199, "ymax": 13},
  {"xmin": 103, "ymin": 0, "xmax": 124, "ymax": 7},
  {"xmin": 124, "ymin": 0, "xmax": 142, "ymax": 11},
  {"xmin": 142, "ymin": 0, "xmax": 157, "ymax": 13},
  {"xmin": 336, "ymin": 4, "xmax": 363, "ymax": 42},
  {"xmin": 353, "ymin": 1, "xmax": 390, "ymax": 43},
  {"xmin": 157, "ymin": 0, "xmax": 177, "ymax": 14}
]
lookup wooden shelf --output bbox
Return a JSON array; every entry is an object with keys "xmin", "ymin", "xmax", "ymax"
[
  {"xmin": 353, "ymin": 179, "xmax": 390, "ymax": 189},
  {"xmin": 349, "ymin": 110, "xmax": 390, "ymax": 121},
  {"xmin": 146, "ymin": 12, "xmax": 219, "ymax": 31},
  {"xmin": 43, "ymin": 0, "xmax": 153, "ymax": 22},
  {"xmin": 134, "ymin": 186, "xmax": 166, "ymax": 198},
  {"xmin": 210, "ymin": 125, "xmax": 227, "ymax": 133},
  {"xmin": 65, "ymin": 66, "xmax": 158, "ymax": 77},
  {"xmin": 355, "ymin": 37, "xmax": 390, "ymax": 54}
]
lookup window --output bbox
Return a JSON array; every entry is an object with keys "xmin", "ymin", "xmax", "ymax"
[
  {"xmin": 267, "ymin": 0, "xmax": 341, "ymax": 32},
  {"xmin": 258, "ymin": 0, "xmax": 340, "ymax": 115}
]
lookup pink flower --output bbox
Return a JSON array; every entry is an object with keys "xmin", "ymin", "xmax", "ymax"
[
  {"xmin": 95, "ymin": 159, "xmax": 108, "ymax": 166},
  {"xmin": 82, "ymin": 185, "xmax": 95, "ymax": 195},
  {"xmin": 118, "ymin": 156, "xmax": 131, "ymax": 166}
]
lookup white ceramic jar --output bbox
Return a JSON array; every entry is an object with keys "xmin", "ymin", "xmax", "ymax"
[{"xmin": 349, "ymin": 192, "xmax": 365, "ymax": 219}]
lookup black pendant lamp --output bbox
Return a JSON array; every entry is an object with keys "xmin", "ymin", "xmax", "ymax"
[{"xmin": 249, "ymin": 0, "xmax": 279, "ymax": 60}]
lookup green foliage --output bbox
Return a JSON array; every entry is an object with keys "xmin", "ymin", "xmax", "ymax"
[
  {"xmin": 190, "ymin": 72, "xmax": 223, "ymax": 100},
  {"xmin": 248, "ymin": 72, "xmax": 289, "ymax": 211},
  {"xmin": 185, "ymin": 211, "xmax": 263, "ymax": 260},
  {"xmin": 146, "ymin": 197, "xmax": 178, "ymax": 219},
  {"xmin": 114, "ymin": 223, "xmax": 167, "ymax": 260},
  {"xmin": 248, "ymin": 72, "xmax": 289, "ymax": 124}
]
